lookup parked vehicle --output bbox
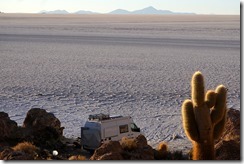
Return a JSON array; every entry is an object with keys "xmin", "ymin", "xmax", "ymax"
[{"xmin": 81, "ymin": 113, "xmax": 141, "ymax": 152}]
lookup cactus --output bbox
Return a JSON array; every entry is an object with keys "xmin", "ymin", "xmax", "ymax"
[{"xmin": 182, "ymin": 71, "xmax": 227, "ymax": 160}]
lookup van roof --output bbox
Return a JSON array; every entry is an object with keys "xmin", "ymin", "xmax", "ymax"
[
  {"xmin": 88, "ymin": 113, "xmax": 131, "ymax": 122},
  {"xmin": 88, "ymin": 113, "xmax": 110, "ymax": 121}
]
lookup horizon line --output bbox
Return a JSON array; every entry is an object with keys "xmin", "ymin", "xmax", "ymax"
[{"xmin": 0, "ymin": 12, "xmax": 240, "ymax": 16}]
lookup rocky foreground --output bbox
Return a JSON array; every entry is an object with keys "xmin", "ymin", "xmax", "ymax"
[{"xmin": 0, "ymin": 108, "xmax": 240, "ymax": 160}]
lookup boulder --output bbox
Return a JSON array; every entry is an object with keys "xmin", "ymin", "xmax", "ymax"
[
  {"xmin": 22, "ymin": 108, "xmax": 64, "ymax": 148},
  {"xmin": 218, "ymin": 108, "xmax": 240, "ymax": 142},
  {"xmin": 122, "ymin": 135, "xmax": 154, "ymax": 160},
  {"xmin": 90, "ymin": 141, "xmax": 123, "ymax": 160},
  {"xmin": 123, "ymin": 134, "xmax": 154, "ymax": 160},
  {"xmin": 215, "ymin": 108, "xmax": 240, "ymax": 160},
  {"xmin": 134, "ymin": 134, "xmax": 148, "ymax": 148},
  {"xmin": 215, "ymin": 140, "xmax": 240, "ymax": 160},
  {"xmin": 91, "ymin": 135, "xmax": 154, "ymax": 160},
  {"xmin": 23, "ymin": 108, "xmax": 63, "ymax": 135},
  {"xmin": 0, "ymin": 112, "xmax": 21, "ymax": 141}
]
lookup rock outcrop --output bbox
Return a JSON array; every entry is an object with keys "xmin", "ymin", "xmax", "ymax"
[
  {"xmin": 22, "ymin": 108, "xmax": 64, "ymax": 149},
  {"xmin": 0, "ymin": 108, "xmax": 240, "ymax": 160},
  {"xmin": 90, "ymin": 141, "xmax": 123, "ymax": 160},
  {"xmin": 121, "ymin": 134, "xmax": 154, "ymax": 160},
  {"xmin": 90, "ymin": 134, "xmax": 154, "ymax": 160},
  {"xmin": 0, "ymin": 108, "xmax": 64, "ymax": 151},
  {"xmin": 0, "ymin": 112, "xmax": 22, "ymax": 141},
  {"xmin": 215, "ymin": 108, "xmax": 240, "ymax": 160},
  {"xmin": 23, "ymin": 108, "xmax": 63, "ymax": 136}
]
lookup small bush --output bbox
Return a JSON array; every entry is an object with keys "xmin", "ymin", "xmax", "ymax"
[
  {"xmin": 68, "ymin": 155, "xmax": 86, "ymax": 160},
  {"xmin": 157, "ymin": 142, "xmax": 168, "ymax": 152},
  {"xmin": 154, "ymin": 142, "xmax": 168, "ymax": 159},
  {"xmin": 12, "ymin": 141, "xmax": 39, "ymax": 159},
  {"xmin": 12, "ymin": 141, "xmax": 38, "ymax": 155},
  {"xmin": 120, "ymin": 137, "xmax": 138, "ymax": 151}
]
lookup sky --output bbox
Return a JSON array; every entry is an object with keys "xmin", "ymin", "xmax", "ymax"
[{"xmin": 0, "ymin": 0, "xmax": 240, "ymax": 15}]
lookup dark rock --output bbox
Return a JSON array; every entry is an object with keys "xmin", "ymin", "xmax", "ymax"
[
  {"xmin": 91, "ymin": 135, "xmax": 154, "ymax": 160},
  {"xmin": 90, "ymin": 141, "xmax": 123, "ymax": 160},
  {"xmin": 215, "ymin": 140, "xmax": 240, "ymax": 160},
  {"xmin": 22, "ymin": 108, "xmax": 64, "ymax": 149},
  {"xmin": 0, "ymin": 112, "xmax": 22, "ymax": 141},
  {"xmin": 123, "ymin": 135, "xmax": 154, "ymax": 160},
  {"xmin": 134, "ymin": 134, "xmax": 148, "ymax": 148},
  {"xmin": 219, "ymin": 108, "xmax": 240, "ymax": 141},
  {"xmin": 23, "ymin": 108, "xmax": 63, "ymax": 136},
  {"xmin": 215, "ymin": 108, "xmax": 240, "ymax": 160}
]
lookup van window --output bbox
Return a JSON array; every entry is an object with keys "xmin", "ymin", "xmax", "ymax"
[
  {"xmin": 119, "ymin": 125, "xmax": 129, "ymax": 133},
  {"xmin": 131, "ymin": 123, "xmax": 140, "ymax": 132}
]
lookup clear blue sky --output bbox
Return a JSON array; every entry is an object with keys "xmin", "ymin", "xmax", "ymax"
[{"xmin": 0, "ymin": 0, "xmax": 240, "ymax": 15}]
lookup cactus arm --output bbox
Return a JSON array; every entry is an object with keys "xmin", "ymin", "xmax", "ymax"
[
  {"xmin": 191, "ymin": 71, "xmax": 205, "ymax": 106},
  {"xmin": 211, "ymin": 85, "xmax": 227, "ymax": 125},
  {"xmin": 182, "ymin": 99, "xmax": 199, "ymax": 142},
  {"xmin": 205, "ymin": 90, "xmax": 216, "ymax": 108},
  {"xmin": 182, "ymin": 72, "xmax": 227, "ymax": 160},
  {"xmin": 213, "ymin": 109, "xmax": 227, "ymax": 140}
]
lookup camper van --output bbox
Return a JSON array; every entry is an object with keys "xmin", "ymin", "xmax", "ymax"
[{"xmin": 81, "ymin": 113, "xmax": 141, "ymax": 152}]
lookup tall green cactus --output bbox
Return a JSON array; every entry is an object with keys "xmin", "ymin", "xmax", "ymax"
[{"xmin": 182, "ymin": 71, "xmax": 227, "ymax": 160}]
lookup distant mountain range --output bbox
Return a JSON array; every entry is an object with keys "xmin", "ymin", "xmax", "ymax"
[
  {"xmin": 39, "ymin": 6, "xmax": 195, "ymax": 15},
  {"xmin": 39, "ymin": 10, "xmax": 69, "ymax": 14},
  {"xmin": 111, "ymin": 6, "xmax": 175, "ymax": 15}
]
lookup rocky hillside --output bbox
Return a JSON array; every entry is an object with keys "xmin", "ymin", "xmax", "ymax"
[{"xmin": 0, "ymin": 108, "xmax": 240, "ymax": 160}]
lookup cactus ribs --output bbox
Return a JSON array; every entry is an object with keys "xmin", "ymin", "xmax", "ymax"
[{"xmin": 182, "ymin": 71, "xmax": 227, "ymax": 160}]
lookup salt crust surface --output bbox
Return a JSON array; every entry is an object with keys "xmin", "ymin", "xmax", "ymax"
[{"xmin": 0, "ymin": 14, "xmax": 240, "ymax": 152}]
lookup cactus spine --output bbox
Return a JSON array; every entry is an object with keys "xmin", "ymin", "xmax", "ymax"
[{"xmin": 182, "ymin": 71, "xmax": 227, "ymax": 160}]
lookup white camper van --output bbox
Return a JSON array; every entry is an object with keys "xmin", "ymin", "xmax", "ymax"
[{"xmin": 81, "ymin": 113, "xmax": 141, "ymax": 152}]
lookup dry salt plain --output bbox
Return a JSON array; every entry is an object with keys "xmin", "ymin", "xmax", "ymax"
[{"xmin": 0, "ymin": 14, "xmax": 240, "ymax": 152}]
